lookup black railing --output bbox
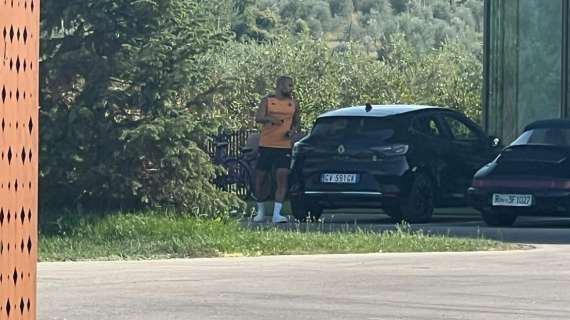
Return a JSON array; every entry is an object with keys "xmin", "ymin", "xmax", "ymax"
[{"xmin": 207, "ymin": 129, "xmax": 259, "ymax": 159}]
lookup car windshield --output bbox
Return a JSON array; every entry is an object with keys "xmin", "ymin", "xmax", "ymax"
[
  {"xmin": 310, "ymin": 116, "xmax": 400, "ymax": 141},
  {"xmin": 512, "ymin": 128, "xmax": 570, "ymax": 146}
]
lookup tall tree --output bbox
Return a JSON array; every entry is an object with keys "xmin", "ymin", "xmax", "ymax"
[
  {"xmin": 40, "ymin": 0, "xmax": 240, "ymax": 213},
  {"xmin": 231, "ymin": 0, "xmax": 281, "ymax": 42},
  {"xmin": 329, "ymin": 0, "xmax": 353, "ymax": 17}
]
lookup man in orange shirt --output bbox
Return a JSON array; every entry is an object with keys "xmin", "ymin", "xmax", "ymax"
[{"xmin": 253, "ymin": 76, "xmax": 300, "ymax": 223}]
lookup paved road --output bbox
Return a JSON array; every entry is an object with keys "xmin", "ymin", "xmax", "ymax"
[
  {"xmin": 39, "ymin": 212, "xmax": 570, "ymax": 320},
  {"xmin": 39, "ymin": 245, "xmax": 570, "ymax": 320}
]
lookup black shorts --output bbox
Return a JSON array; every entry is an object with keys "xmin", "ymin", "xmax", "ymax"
[{"xmin": 256, "ymin": 147, "xmax": 292, "ymax": 171}]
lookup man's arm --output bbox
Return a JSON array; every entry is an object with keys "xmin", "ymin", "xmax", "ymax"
[
  {"xmin": 291, "ymin": 101, "xmax": 301, "ymax": 133},
  {"xmin": 286, "ymin": 100, "xmax": 301, "ymax": 139},
  {"xmin": 255, "ymin": 97, "xmax": 283, "ymax": 125}
]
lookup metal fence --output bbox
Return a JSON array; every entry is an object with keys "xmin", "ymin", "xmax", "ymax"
[
  {"xmin": 206, "ymin": 129, "xmax": 306, "ymax": 199},
  {"xmin": 206, "ymin": 129, "xmax": 259, "ymax": 159},
  {"xmin": 206, "ymin": 129, "xmax": 259, "ymax": 200}
]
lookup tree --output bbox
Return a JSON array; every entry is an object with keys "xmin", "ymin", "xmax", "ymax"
[
  {"xmin": 244, "ymin": 0, "xmax": 484, "ymax": 57},
  {"xmin": 329, "ymin": 0, "xmax": 353, "ymax": 17},
  {"xmin": 231, "ymin": 0, "xmax": 281, "ymax": 42},
  {"xmin": 213, "ymin": 34, "xmax": 482, "ymax": 130},
  {"xmin": 40, "ymin": 0, "xmax": 241, "ymax": 214},
  {"xmin": 389, "ymin": 0, "xmax": 412, "ymax": 13}
]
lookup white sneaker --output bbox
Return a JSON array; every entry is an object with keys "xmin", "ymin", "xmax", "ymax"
[
  {"xmin": 272, "ymin": 215, "xmax": 288, "ymax": 224},
  {"xmin": 253, "ymin": 213, "xmax": 266, "ymax": 223}
]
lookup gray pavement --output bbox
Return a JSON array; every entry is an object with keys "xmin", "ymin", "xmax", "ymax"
[
  {"xmin": 39, "ymin": 245, "xmax": 570, "ymax": 320},
  {"xmin": 39, "ymin": 212, "xmax": 570, "ymax": 320}
]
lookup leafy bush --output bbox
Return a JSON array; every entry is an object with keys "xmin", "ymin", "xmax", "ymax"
[{"xmin": 213, "ymin": 34, "xmax": 482, "ymax": 130}]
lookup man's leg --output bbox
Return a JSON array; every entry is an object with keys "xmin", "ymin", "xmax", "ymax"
[
  {"xmin": 272, "ymin": 168, "xmax": 289, "ymax": 223},
  {"xmin": 253, "ymin": 169, "xmax": 269, "ymax": 222}
]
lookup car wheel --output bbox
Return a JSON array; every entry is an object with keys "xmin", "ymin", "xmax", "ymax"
[
  {"xmin": 481, "ymin": 208, "xmax": 517, "ymax": 227},
  {"xmin": 387, "ymin": 173, "xmax": 434, "ymax": 224},
  {"xmin": 290, "ymin": 195, "xmax": 323, "ymax": 222},
  {"xmin": 384, "ymin": 209, "xmax": 403, "ymax": 223}
]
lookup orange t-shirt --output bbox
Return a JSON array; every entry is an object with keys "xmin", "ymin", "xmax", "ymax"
[{"xmin": 259, "ymin": 97, "xmax": 296, "ymax": 149}]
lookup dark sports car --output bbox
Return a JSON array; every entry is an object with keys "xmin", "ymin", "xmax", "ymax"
[{"xmin": 468, "ymin": 119, "xmax": 570, "ymax": 226}]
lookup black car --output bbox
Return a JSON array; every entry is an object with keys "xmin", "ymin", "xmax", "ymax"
[
  {"xmin": 289, "ymin": 104, "xmax": 501, "ymax": 223},
  {"xmin": 468, "ymin": 119, "xmax": 570, "ymax": 227}
]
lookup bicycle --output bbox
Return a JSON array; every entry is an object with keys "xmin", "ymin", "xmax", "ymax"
[
  {"xmin": 213, "ymin": 130, "xmax": 307, "ymax": 202},
  {"xmin": 213, "ymin": 132, "xmax": 257, "ymax": 201}
]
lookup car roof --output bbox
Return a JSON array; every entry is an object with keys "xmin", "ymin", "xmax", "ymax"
[
  {"xmin": 524, "ymin": 119, "xmax": 570, "ymax": 131},
  {"xmin": 317, "ymin": 104, "xmax": 448, "ymax": 119}
]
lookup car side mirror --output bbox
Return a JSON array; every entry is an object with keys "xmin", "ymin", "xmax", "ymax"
[{"xmin": 489, "ymin": 136, "xmax": 501, "ymax": 148}]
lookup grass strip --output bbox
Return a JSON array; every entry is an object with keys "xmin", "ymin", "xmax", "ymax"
[{"xmin": 40, "ymin": 212, "xmax": 518, "ymax": 261}]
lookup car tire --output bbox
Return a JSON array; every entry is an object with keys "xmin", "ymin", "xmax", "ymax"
[
  {"xmin": 386, "ymin": 173, "xmax": 434, "ymax": 224},
  {"xmin": 385, "ymin": 210, "xmax": 403, "ymax": 223},
  {"xmin": 290, "ymin": 195, "xmax": 323, "ymax": 222},
  {"xmin": 481, "ymin": 208, "xmax": 517, "ymax": 227}
]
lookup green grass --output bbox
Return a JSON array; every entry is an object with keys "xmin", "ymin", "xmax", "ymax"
[{"xmin": 40, "ymin": 211, "xmax": 518, "ymax": 262}]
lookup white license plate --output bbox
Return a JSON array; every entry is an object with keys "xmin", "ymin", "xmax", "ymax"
[
  {"xmin": 321, "ymin": 173, "xmax": 359, "ymax": 184},
  {"xmin": 492, "ymin": 194, "xmax": 533, "ymax": 207}
]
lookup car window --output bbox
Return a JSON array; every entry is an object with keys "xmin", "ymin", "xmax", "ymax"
[
  {"xmin": 413, "ymin": 116, "xmax": 442, "ymax": 137},
  {"xmin": 311, "ymin": 116, "xmax": 402, "ymax": 141},
  {"xmin": 512, "ymin": 128, "xmax": 570, "ymax": 146},
  {"xmin": 443, "ymin": 116, "xmax": 480, "ymax": 141}
]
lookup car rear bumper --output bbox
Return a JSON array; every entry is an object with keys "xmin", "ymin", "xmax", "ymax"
[
  {"xmin": 289, "ymin": 155, "xmax": 414, "ymax": 209},
  {"xmin": 468, "ymin": 187, "xmax": 570, "ymax": 216}
]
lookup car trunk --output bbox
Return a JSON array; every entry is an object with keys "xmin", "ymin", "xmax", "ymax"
[
  {"xmin": 493, "ymin": 145, "xmax": 570, "ymax": 178},
  {"xmin": 304, "ymin": 115, "xmax": 406, "ymax": 156},
  {"xmin": 298, "ymin": 116, "xmax": 410, "ymax": 192}
]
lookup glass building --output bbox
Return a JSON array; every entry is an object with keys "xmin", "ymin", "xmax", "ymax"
[{"xmin": 484, "ymin": 0, "xmax": 570, "ymax": 143}]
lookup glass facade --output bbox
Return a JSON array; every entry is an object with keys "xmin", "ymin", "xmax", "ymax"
[{"xmin": 484, "ymin": 0, "xmax": 569, "ymax": 143}]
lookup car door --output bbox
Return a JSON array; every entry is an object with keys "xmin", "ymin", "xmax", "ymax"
[
  {"xmin": 410, "ymin": 113, "xmax": 454, "ymax": 197},
  {"xmin": 439, "ymin": 112, "xmax": 492, "ymax": 199}
]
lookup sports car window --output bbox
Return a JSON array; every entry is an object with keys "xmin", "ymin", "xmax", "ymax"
[{"xmin": 512, "ymin": 128, "xmax": 570, "ymax": 146}]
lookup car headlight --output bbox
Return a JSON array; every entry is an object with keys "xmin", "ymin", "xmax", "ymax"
[
  {"xmin": 292, "ymin": 142, "xmax": 301, "ymax": 157},
  {"xmin": 292, "ymin": 142, "xmax": 314, "ymax": 158}
]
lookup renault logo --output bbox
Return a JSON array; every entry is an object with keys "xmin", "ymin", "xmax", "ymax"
[{"xmin": 337, "ymin": 145, "xmax": 346, "ymax": 154}]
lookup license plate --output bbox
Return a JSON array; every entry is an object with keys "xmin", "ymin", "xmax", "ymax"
[
  {"xmin": 492, "ymin": 194, "xmax": 533, "ymax": 207},
  {"xmin": 321, "ymin": 173, "xmax": 359, "ymax": 184}
]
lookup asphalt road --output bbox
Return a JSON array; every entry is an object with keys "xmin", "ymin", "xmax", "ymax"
[
  {"xmin": 39, "ymin": 246, "xmax": 570, "ymax": 320},
  {"xmin": 39, "ymin": 211, "xmax": 570, "ymax": 320}
]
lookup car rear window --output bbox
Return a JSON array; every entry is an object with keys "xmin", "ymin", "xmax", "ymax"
[
  {"xmin": 310, "ymin": 116, "xmax": 402, "ymax": 141},
  {"xmin": 512, "ymin": 128, "xmax": 570, "ymax": 146}
]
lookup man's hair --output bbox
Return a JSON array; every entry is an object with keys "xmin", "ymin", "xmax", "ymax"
[
  {"xmin": 275, "ymin": 75, "xmax": 294, "ymax": 98},
  {"xmin": 276, "ymin": 75, "xmax": 293, "ymax": 86}
]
